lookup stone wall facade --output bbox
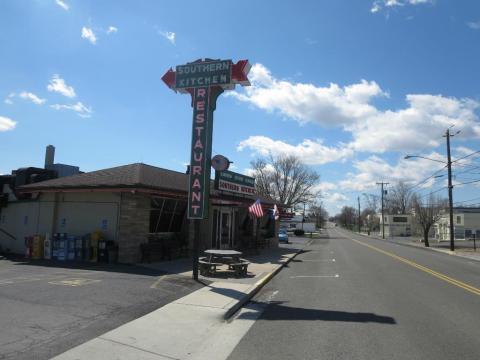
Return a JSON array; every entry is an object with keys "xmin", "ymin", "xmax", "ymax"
[{"xmin": 117, "ymin": 193, "xmax": 150, "ymax": 264}]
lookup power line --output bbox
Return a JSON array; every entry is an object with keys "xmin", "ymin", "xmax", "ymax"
[
  {"xmin": 417, "ymin": 186, "xmax": 448, "ymax": 199},
  {"xmin": 407, "ymin": 166, "xmax": 447, "ymax": 191},
  {"xmin": 453, "ymin": 196, "xmax": 480, "ymax": 205},
  {"xmin": 455, "ymin": 179, "xmax": 480, "ymax": 186},
  {"xmin": 452, "ymin": 149, "xmax": 480, "ymax": 163}
]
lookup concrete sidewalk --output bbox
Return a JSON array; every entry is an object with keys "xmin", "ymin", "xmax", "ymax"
[{"xmin": 53, "ymin": 239, "xmax": 311, "ymax": 360}]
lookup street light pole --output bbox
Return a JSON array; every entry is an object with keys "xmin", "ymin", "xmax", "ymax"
[{"xmin": 444, "ymin": 128, "xmax": 455, "ymax": 252}]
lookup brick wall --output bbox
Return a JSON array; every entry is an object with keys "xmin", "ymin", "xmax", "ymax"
[{"xmin": 117, "ymin": 193, "xmax": 150, "ymax": 264}]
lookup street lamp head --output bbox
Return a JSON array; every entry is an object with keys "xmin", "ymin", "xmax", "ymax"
[{"xmin": 404, "ymin": 155, "xmax": 413, "ymax": 160}]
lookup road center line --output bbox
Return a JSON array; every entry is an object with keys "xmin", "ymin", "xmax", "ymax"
[{"xmin": 348, "ymin": 236, "xmax": 480, "ymax": 296}]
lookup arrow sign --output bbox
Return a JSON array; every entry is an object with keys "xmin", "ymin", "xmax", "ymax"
[
  {"xmin": 232, "ymin": 60, "xmax": 251, "ymax": 86},
  {"xmin": 161, "ymin": 68, "xmax": 176, "ymax": 90},
  {"xmin": 162, "ymin": 59, "xmax": 251, "ymax": 92}
]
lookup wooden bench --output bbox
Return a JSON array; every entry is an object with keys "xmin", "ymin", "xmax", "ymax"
[
  {"xmin": 228, "ymin": 260, "xmax": 250, "ymax": 277},
  {"xmin": 198, "ymin": 259, "xmax": 223, "ymax": 276}
]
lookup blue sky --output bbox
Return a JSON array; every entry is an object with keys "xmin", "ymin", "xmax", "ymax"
[{"xmin": 1, "ymin": 0, "xmax": 480, "ymax": 215}]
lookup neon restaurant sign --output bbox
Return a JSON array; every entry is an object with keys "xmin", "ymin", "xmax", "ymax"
[{"xmin": 162, "ymin": 59, "xmax": 251, "ymax": 219}]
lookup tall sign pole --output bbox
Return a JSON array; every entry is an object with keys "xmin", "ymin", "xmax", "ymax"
[{"xmin": 162, "ymin": 59, "xmax": 251, "ymax": 280}]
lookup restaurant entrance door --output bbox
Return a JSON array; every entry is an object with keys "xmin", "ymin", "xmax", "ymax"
[{"xmin": 212, "ymin": 207, "xmax": 236, "ymax": 249}]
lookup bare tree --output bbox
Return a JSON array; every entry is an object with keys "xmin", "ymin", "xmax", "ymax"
[
  {"xmin": 363, "ymin": 193, "xmax": 380, "ymax": 213},
  {"xmin": 308, "ymin": 200, "xmax": 328, "ymax": 228},
  {"xmin": 412, "ymin": 193, "xmax": 446, "ymax": 247},
  {"xmin": 250, "ymin": 155, "xmax": 320, "ymax": 207},
  {"xmin": 385, "ymin": 181, "xmax": 413, "ymax": 214},
  {"xmin": 333, "ymin": 206, "xmax": 356, "ymax": 229},
  {"xmin": 361, "ymin": 208, "xmax": 378, "ymax": 233}
]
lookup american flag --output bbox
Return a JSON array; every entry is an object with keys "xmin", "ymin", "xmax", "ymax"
[
  {"xmin": 249, "ymin": 199, "xmax": 264, "ymax": 218},
  {"xmin": 273, "ymin": 204, "xmax": 280, "ymax": 220}
]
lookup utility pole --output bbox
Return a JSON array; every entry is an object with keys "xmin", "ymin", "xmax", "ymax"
[
  {"xmin": 357, "ymin": 196, "xmax": 361, "ymax": 233},
  {"xmin": 302, "ymin": 201, "xmax": 306, "ymax": 230},
  {"xmin": 444, "ymin": 128, "xmax": 457, "ymax": 252},
  {"xmin": 376, "ymin": 182, "xmax": 389, "ymax": 239}
]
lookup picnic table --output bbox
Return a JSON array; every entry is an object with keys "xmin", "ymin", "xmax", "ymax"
[{"xmin": 199, "ymin": 249, "xmax": 249, "ymax": 277}]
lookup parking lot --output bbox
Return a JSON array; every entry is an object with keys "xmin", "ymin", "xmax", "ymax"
[{"xmin": 0, "ymin": 257, "xmax": 203, "ymax": 360}]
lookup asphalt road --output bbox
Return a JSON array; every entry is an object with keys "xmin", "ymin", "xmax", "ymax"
[
  {"xmin": 227, "ymin": 227, "xmax": 480, "ymax": 360},
  {"xmin": 0, "ymin": 259, "xmax": 202, "ymax": 360}
]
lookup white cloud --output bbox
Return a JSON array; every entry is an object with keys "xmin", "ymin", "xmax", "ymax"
[
  {"xmin": 55, "ymin": 0, "xmax": 69, "ymax": 11},
  {"xmin": 231, "ymin": 63, "xmax": 480, "ymax": 155},
  {"xmin": 371, "ymin": 0, "xmax": 433, "ymax": 13},
  {"xmin": 229, "ymin": 63, "xmax": 385, "ymax": 127},
  {"xmin": 454, "ymin": 146, "xmax": 475, "ymax": 156},
  {"xmin": 314, "ymin": 182, "xmax": 338, "ymax": 192},
  {"xmin": 323, "ymin": 192, "xmax": 349, "ymax": 210},
  {"xmin": 237, "ymin": 135, "xmax": 353, "ymax": 165},
  {"xmin": 4, "ymin": 92, "xmax": 15, "ymax": 105},
  {"xmin": 47, "ymin": 74, "xmax": 76, "ymax": 98},
  {"xmin": 0, "ymin": 116, "xmax": 16, "ymax": 131},
  {"xmin": 467, "ymin": 21, "xmax": 480, "ymax": 30},
  {"xmin": 339, "ymin": 154, "xmax": 445, "ymax": 191},
  {"xmin": 107, "ymin": 26, "xmax": 118, "ymax": 34},
  {"xmin": 81, "ymin": 27, "xmax": 97, "ymax": 45},
  {"xmin": 19, "ymin": 91, "xmax": 46, "ymax": 105},
  {"xmin": 50, "ymin": 102, "xmax": 92, "ymax": 118},
  {"xmin": 348, "ymin": 95, "xmax": 480, "ymax": 153},
  {"xmin": 159, "ymin": 31, "xmax": 176, "ymax": 45}
]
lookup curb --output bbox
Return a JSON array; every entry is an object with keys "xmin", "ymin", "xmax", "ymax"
[{"xmin": 223, "ymin": 242, "xmax": 311, "ymax": 320}]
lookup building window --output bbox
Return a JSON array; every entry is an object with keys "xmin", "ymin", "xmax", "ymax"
[
  {"xmin": 456, "ymin": 216, "xmax": 461, "ymax": 224},
  {"xmin": 393, "ymin": 216, "xmax": 408, "ymax": 223},
  {"xmin": 149, "ymin": 198, "xmax": 187, "ymax": 233}
]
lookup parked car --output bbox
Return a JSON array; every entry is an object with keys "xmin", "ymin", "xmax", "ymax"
[{"xmin": 278, "ymin": 229, "xmax": 289, "ymax": 243}]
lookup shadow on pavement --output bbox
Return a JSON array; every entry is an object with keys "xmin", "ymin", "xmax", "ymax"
[
  {"xmin": 8, "ymin": 257, "xmax": 166, "ymax": 277},
  {"xmin": 240, "ymin": 301, "xmax": 396, "ymax": 324}
]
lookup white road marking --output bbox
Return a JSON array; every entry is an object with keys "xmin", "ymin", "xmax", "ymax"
[
  {"xmin": 48, "ymin": 278, "xmax": 101, "ymax": 287},
  {"xmin": 290, "ymin": 274, "xmax": 339, "ymax": 278},
  {"xmin": 302, "ymin": 259, "xmax": 335, "ymax": 262},
  {"xmin": 266, "ymin": 290, "xmax": 279, "ymax": 303}
]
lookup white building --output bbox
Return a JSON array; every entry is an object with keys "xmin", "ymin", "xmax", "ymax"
[
  {"xmin": 280, "ymin": 214, "xmax": 316, "ymax": 232},
  {"xmin": 379, "ymin": 214, "xmax": 412, "ymax": 237},
  {"xmin": 435, "ymin": 207, "xmax": 480, "ymax": 241}
]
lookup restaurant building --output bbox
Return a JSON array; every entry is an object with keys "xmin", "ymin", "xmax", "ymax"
[{"xmin": 0, "ymin": 163, "xmax": 279, "ymax": 263}]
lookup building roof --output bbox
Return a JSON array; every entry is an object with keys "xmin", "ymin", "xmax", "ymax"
[
  {"xmin": 453, "ymin": 207, "xmax": 480, "ymax": 214},
  {"xmin": 20, "ymin": 163, "xmax": 188, "ymax": 192},
  {"xmin": 19, "ymin": 162, "xmax": 278, "ymax": 205}
]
